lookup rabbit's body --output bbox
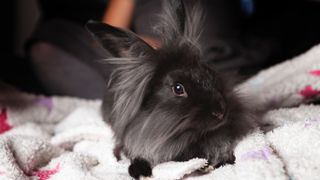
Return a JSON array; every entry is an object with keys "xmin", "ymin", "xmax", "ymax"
[{"xmin": 87, "ymin": 0, "xmax": 256, "ymax": 178}]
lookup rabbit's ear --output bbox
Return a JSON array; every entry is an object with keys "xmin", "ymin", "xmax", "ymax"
[
  {"xmin": 159, "ymin": 0, "xmax": 186, "ymax": 41},
  {"xmin": 156, "ymin": 0, "xmax": 203, "ymax": 47},
  {"xmin": 86, "ymin": 21, "xmax": 154, "ymax": 58}
]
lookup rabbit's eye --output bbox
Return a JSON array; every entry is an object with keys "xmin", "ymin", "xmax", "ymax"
[{"xmin": 172, "ymin": 83, "xmax": 188, "ymax": 97}]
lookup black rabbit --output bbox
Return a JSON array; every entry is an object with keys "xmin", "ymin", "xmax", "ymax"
[{"xmin": 86, "ymin": 0, "xmax": 256, "ymax": 179}]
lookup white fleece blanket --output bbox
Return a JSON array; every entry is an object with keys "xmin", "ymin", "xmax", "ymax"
[{"xmin": 1, "ymin": 45, "xmax": 320, "ymax": 180}]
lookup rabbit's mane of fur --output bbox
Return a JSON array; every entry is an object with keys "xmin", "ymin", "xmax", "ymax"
[{"xmin": 105, "ymin": 57, "xmax": 155, "ymax": 137}]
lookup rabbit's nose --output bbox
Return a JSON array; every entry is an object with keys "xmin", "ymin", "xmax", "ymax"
[{"xmin": 212, "ymin": 112, "xmax": 224, "ymax": 120}]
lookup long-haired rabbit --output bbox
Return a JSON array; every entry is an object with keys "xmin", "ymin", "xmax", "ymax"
[{"xmin": 86, "ymin": 0, "xmax": 256, "ymax": 179}]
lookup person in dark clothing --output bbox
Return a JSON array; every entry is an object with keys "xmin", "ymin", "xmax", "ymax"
[
  {"xmin": 28, "ymin": 0, "xmax": 111, "ymax": 99},
  {"xmin": 28, "ymin": 0, "xmax": 320, "ymax": 99}
]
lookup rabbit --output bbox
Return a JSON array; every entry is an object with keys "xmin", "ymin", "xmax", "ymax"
[{"xmin": 86, "ymin": 0, "xmax": 256, "ymax": 179}]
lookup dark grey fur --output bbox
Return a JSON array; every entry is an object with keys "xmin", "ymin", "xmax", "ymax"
[{"xmin": 86, "ymin": 0, "xmax": 256, "ymax": 177}]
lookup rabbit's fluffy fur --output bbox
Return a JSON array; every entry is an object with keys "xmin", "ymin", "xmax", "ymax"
[{"xmin": 87, "ymin": 0, "xmax": 256, "ymax": 178}]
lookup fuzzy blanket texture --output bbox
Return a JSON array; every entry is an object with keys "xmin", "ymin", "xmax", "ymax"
[{"xmin": 1, "ymin": 45, "xmax": 320, "ymax": 180}]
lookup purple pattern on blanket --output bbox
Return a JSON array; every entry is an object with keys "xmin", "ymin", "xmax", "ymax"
[
  {"xmin": 304, "ymin": 118, "xmax": 320, "ymax": 128},
  {"xmin": 241, "ymin": 147, "xmax": 272, "ymax": 161},
  {"xmin": 33, "ymin": 97, "xmax": 53, "ymax": 111}
]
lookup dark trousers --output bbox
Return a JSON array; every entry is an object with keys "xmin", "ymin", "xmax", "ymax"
[{"xmin": 29, "ymin": 19, "xmax": 111, "ymax": 99}]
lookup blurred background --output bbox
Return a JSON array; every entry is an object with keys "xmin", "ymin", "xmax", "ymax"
[
  {"xmin": 1, "ymin": 0, "xmax": 320, "ymax": 99},
  {"xmin": 0, "ymin": 1, "xmax": 42, "ymax": 93}
]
